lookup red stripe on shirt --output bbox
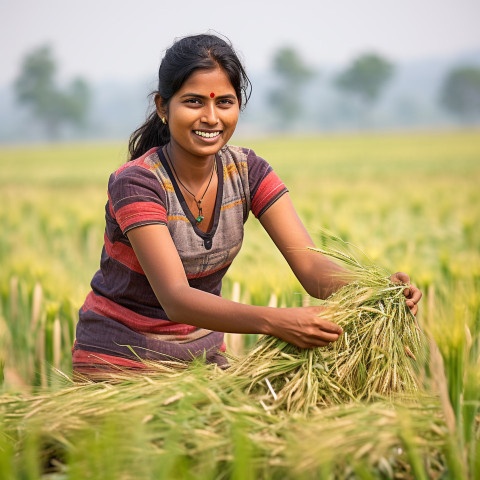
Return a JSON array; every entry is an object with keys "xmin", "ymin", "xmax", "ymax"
[
  {"xmin": 104, "ymin": 233, "xmax": 144, "ymax": 274},
  {"xmin": 82, "ymin": 291, "xmax": 198, "ymax": 335},
  {"xmin": 72, "ymin": 348, "xmax": 148, "ymax": 369},
  {"xmin": 251, "ymin": 170, "xmax": 286, "ymax": 217},
  {"xmin": 116, "ymin": 202, "xmax": 167, "ymax": 232}
]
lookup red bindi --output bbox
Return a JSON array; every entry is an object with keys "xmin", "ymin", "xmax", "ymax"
[{"xmin": 210, "ymin": 92, "xmax": 215, "ymax": 98}]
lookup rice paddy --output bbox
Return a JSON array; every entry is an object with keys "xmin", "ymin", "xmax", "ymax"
[{"xmin": 1, "ymin": 130, "xmax": 479, "ymax": 478}]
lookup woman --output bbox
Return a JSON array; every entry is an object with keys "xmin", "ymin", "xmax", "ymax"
[{"xmin": 73, "ymin": 34, "xmax": 421, "ymax": 378}]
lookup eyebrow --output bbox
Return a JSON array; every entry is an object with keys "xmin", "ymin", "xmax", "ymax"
[{"xmin": 180, "ymin": 93, "xmax": 237, "ymax": 100}]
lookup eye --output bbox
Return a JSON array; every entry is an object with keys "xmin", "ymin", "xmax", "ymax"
[
  {"xmin": 217, "ymin": 98, "xmax": 235, "ymax": 107},
  {"xmin": 184, "ymin": 98, "xmax": 202, "ymax": 105}
]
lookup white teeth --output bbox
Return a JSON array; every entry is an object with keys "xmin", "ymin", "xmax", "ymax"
[{"xmin": 194, "ymin": 130, "xmax": 220, "ymax": 138}]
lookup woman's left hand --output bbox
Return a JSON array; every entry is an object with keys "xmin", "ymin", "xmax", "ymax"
[{"xmin": 390, "ymin": 272, "xmax": 422, "ymax": 316}]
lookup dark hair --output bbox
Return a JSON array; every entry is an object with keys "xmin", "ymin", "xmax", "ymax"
[{"xmin": 128, "ymin": 34, "xmax": 251, "ymax": 160}]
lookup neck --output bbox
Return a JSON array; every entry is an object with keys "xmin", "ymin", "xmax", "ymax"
[
  {"xmin": 164, "ymin": 143, "xmax": 216, "ymax": 195},
  {"xmin": 166, "ymin": 142, "xmax": 216, "ymax": 186}
]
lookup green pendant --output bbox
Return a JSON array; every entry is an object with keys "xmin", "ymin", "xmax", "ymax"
[{"xmin": 196, "ymin": 215, "xmax": 204, "ymax": 223}]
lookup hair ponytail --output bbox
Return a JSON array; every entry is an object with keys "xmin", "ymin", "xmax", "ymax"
[{"xmin": 128, "ymin": 110, "xmax": 170, "ymax": 160}]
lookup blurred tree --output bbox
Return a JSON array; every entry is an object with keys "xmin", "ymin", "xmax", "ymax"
[
  {"xmin": 269, "ymin": 47, "xmax": 314, "ymax": 125},
  {"xmin": 335, "ymin": 53, "xmax": 394, "ymax": 105},
  {"xmin": 14, "ymin": 45, "xmax": 91, "ymax": 139},
  {"xmin": 440, "ymin": 66, "xmax": 480, "ymax": 123}
]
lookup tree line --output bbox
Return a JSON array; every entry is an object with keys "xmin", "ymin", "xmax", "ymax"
[
  {"xmin": 271, "ymin": 46, "xmax": 480, "ymax": 126},
  {"xmin": 14, "ymin": 45, "xmax": 480, "ymax": 139}
]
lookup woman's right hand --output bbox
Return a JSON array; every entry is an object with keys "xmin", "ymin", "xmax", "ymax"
[{"xmin": 268, "ymin": 306, "xmax": 343, "ymax": 349}]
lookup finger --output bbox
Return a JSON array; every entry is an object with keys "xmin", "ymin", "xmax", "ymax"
[
  {"xmin": 316, "ymin": 331, "xmax": 342, "ymax": 343},
  {"xmin": 391, "ymin": 271, "xmax": 410, "ymax": 284},
  {"xmin": 306, "ymin": 340, "xmax": 332, "ymax": 349},
  {"xmin": 302, "ymin": 326, "xmax": 341, "ymax": 345},
  {"xmin": 408, "ymin": 285, "xmax": 423, "ymax": 304},
  {"xmin": 409, "ymin": 304, "xmax": 418, "ymax": 316},
  {"xmin": 405, "ymin": 297, "xmax": 418, "ymax": 315},
  {"xmin": 317, "ymin": 319, "xmax": 343, "ymax": 335}
]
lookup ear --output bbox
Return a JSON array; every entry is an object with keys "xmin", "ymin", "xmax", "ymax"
[{"xmin": 154, "ymin": 94, "xmax": 168, "ymax": 119}]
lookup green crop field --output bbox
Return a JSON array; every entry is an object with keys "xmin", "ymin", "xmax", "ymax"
[{"xmin": 0, "ymin": 130, "xmax": 479, "ymax": 478}]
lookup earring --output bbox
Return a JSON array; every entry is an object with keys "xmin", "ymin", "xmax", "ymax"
[{"xmin": 161, "ymin": 117, "xmax": 167, "ymax": 125}]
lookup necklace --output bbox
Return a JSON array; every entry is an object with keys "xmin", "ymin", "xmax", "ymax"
[{"xmin": 165, "ymin": 148, "xmax": 216, "ymax": 224}]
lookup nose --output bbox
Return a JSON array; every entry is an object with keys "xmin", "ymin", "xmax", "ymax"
[{"xmin": 201, "ymin": 103, "xmax": 218, "ymax": 125}]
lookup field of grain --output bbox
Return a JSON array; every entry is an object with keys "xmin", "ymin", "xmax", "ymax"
[{"xmin": 0, "ymin": 130, "xmax": 479, "ymax": 478}]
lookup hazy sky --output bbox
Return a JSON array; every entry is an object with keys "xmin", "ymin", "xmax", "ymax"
[{"xmin": 1, "ymin": 0, "xmax": 480, "ymax": 87}]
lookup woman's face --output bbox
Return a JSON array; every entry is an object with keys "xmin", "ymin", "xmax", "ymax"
[{"xmin": 157, "ymin": 66, "xmax": 240, "ymax": 161}]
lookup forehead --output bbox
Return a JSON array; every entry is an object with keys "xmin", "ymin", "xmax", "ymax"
[{"xmin": 179, "ymin": 67, "xmax": 236, "ymax": 94}]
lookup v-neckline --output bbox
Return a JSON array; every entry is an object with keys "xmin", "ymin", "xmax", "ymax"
[{"xmin": 157, "ymin": 147, "xmax": 223, "ymax": 250}]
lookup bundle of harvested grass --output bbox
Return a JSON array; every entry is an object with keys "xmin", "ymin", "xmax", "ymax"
[
  {"xmin": 229, "ymin": 233, "xmax": 425, "ymax": 413},
  {"xmin": 229, "ymin": 336, "xmax": 348, "ymax": 413}
]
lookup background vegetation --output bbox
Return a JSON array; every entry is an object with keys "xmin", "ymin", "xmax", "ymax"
[
  {"xmin": 0, "ymin": 130, "xmax": 479, "ymax": 478},
  {"xmin": 3, "ymin": 44, "xmax": 480, "ymax": 143}
]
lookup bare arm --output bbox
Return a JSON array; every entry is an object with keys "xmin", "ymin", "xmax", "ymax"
[
  {"xmin": 260, "ymin": 193, "xmax": 423, "ymax": 314},
  {"xmin": 126, "ymin": 224, "xmax": 343, "ymax": 348},
  {"xmin": 259, "ymin": 193, "xmax": 349, "ymax": 299}
]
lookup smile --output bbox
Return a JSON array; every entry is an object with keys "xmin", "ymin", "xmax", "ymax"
[{"xmin": 194, "ymin": 130, "xmax": 221, "ymax": 138}]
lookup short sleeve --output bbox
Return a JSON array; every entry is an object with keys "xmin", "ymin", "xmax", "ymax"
[
  {"xmin": 247, "ymin": 150, "xmax": 288, "ymax": 218},
  {"xmin": 108, "ymin": 163, "xmax": 167, "ymax": 234}
]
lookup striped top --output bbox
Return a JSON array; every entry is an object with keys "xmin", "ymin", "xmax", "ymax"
[{"xmin": 73, "ymin": 145, "xmax": 287, "ymax": 372}]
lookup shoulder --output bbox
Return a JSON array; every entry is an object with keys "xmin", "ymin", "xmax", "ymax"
[
  {"xmin": 108, "ymin": 147, "xmax": 166, "ymax": 200},
  {"xmin": 108, "ymin": 147, "xmax": 163, "ymax": 188},
  {"xmin": 220, "ymin": 144, "xmax": 268, "ymax": 169},
  {"xmin": 113, "ymin": 147, "xmax": 162, "ymax": 179}
]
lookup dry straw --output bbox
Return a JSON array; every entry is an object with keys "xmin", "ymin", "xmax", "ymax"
[
  {"xmin": 229, "ymin": 231, "xmax": 426, "ymax": 414},
  {"xmin": 0, "ymin": 363, "xmax": 449, "ymax": 479}
]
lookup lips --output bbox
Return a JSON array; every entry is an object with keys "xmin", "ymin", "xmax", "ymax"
[{"xmin": 193, "ymin": 130, "xmax": 221, "ymax": 139}]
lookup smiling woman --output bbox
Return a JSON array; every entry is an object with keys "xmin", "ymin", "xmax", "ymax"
[{"xmin": 72, "ymin": 34, "xmax": 421, "ymax": 380}]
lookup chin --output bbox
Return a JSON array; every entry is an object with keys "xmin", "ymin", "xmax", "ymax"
[{"xmin": 192, "ymin": 140, "xmax": 228, "ymax": 156}]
